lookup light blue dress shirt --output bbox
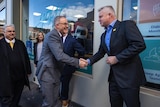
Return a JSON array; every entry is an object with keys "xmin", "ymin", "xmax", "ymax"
[{"xmin": 105, "ymin": 20, "xmax": 117, "ymax": 51}]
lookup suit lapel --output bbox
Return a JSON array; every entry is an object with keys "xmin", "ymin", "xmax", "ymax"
[
  {"xmin": 63, "ymin": 35, "xmax": 70, "ymax": 50},
  {"xmin": 110, "ymin": 21, "xmax": 121, "ymax": 50},
  {"xmin": 102, "ymin": 32, "xmax": 108, "ymax": 52}
]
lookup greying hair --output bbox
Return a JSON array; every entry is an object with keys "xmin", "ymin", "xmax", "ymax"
[
  {"xmin": 98, "ymin": 5, "xmax": 116, "ymax": 16},
  {"xmin": 53, "ymin": 16, "xmax": 66, "ymax": 26},
  {"xmin": 3, "ymin": 24, "xmax": 15, "ymax": 32}
]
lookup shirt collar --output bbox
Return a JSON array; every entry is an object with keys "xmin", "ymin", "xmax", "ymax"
[
  {"xmin": 62, "ymin": 34, "xmax": 67, "ymax": 43},
  {"xmin": 105, "ymin": 19, "xmax": 117, "ymax": 30},
  {"xmin": 5, "ymin": 38, "xmax": 15, "ymax": 43}
]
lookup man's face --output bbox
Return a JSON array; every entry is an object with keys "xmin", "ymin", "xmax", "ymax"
[
  {"xmin": 56, "ymin": 17, "xmax": 69, "ymax": 35},
  {"xmin": 98, "ymin": 9, "xmax": 111, "ymax": 27},
  {"xmin": 4, "ymin": 26, "xmax": 16, "ymax": 40}
]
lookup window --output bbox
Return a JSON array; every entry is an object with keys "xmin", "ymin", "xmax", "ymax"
[
  {"xmin": 0, "ymin": 0, "xmax": 5, "ymax": 35},
  {"xmin": 28, "ymin": 0, "xmax": 94, "ymax": 75},
  {"xmin": 123, "ymin": 0, "xmax": 160, "ymax": 90}
]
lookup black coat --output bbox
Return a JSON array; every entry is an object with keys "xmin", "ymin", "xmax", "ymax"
[
  {"xmin": 89, "ymin": 20, "xmax": 146, "ymax": 88},
  {"xmin": 0, "ymin": 38, "xmax": 31, "ymax": 96}
]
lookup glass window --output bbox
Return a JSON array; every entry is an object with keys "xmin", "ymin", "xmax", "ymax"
[
  {"xmin": 123, "ymin": 0, "xmax": 160, "ymax": 90},
  {"xmin": 0, "ymin": 7, "xmax": 5, "ymax": 38},
  {"xmin": 28, "ymin": 0, "xmax": 94, "ymax": 75}
]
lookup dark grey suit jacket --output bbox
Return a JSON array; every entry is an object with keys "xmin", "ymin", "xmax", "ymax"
[
  {"xmin": 89, "ymin": 20, "xmax": 146, "ymax": 88},
  {"xmin": 36, "ymin": 29, "xmax": 79, "ymax": 83}
]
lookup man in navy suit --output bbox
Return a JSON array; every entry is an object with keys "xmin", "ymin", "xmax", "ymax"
[
  {"xmin": 86, "ymin": 6, "xmax": 146, "ymax": 107},
  {"xmin": 60, "ymin": 29, "xmax": 85, "ymax": 107}
]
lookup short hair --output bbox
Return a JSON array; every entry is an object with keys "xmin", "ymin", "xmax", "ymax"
[
  {"xmin": 3, "ymin": 24, "xmax": 15, "ymax": 32},
  {"xmin": 53, "ymin": 16, "xmax": 66, "ymax": 26},
  {"xmin": 98, "ymin": 5, "xmax": 115, "ymax": 16}
]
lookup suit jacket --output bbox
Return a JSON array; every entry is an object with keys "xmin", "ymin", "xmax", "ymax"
[
  {"xmin": 89, "ymin": 20, "xmax": 146, "ymax": 88},
  {"xmin": 62, "ymin": 35, "xmax": 85, "ymax": 75},
  {"xmin": 0, "ymin": 38, "xmax": 31, "ymax": 96},
  {"xmin": 36, "ymin": 29, "xmax": 79, "ymax": 83}
]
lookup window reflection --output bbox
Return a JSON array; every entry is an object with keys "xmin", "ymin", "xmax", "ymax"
[
  {"xmin": 123, "ymin": 0, "xmax": 160, "ymax": 90},
  {"xmin": 28, "ymin": 0, "xmax": 94, "ymax": 75},
  {"xmin": 0, "ymin": 7, "xmax": 5, "ymax": 34}
]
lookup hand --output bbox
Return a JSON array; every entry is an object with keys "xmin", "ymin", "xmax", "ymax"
[
  {"xmin": 79, "ymin": 58, "xmax": 88, "ymax": 68},
  {"xmin": 106, "ymin": 56, "xmax": 118, "ymax": 65}
]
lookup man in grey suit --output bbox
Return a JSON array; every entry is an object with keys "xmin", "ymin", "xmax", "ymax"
[{"xmin": 36, "ymin": 16, "xmax": 87, "ymax": 107}]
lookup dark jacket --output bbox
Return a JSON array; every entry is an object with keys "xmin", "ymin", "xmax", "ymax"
[
  {"xmin": 62, "ymin": 35, "xmax": 85, "ymax": 75},
  {"xmin": 0, "ymin": 38, "xmax": 31, "ymax": 96},
  {"xmin": 89, "ymin": 20, "xmax": 146, "ymax": 88}
]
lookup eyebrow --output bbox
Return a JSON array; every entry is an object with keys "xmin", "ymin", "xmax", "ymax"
[{"xmin": 7, "ymin": 30, "xmax": 15, "ymax": 32}]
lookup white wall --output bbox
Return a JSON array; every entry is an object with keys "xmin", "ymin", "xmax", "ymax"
[{"xmin": 70, "ymin": 0, "xmax": 160, "ymax": 107}]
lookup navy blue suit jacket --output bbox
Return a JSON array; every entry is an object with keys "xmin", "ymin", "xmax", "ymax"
[
  {"xmin": 62, "ymin": 35, "xmax": 85, "ymax": 75},
  {"xmin": 89, "ymin": 20, "xmax": 146, "ymax": 88}
]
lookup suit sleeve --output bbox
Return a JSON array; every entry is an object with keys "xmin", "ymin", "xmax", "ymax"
[
  {"xmin": 47, "ymin": 33, "xmax": 79, "ymax": 68},
  {"xmin": 22, "ymin": 41, "xmax": 32, "ymax": 74},
  {"xmin": 89, "ymin": 34, "xmax": 106, "ymax": 65}
]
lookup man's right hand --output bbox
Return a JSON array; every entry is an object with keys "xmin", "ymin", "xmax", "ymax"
[{"xmin": 79, "ymin": 58, "xmax": 88, "ymax": 68}]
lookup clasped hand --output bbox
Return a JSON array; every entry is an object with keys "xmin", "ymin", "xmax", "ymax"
[{"xmin": 79, "ymin": 58, "xmax": 88, "ymax": 68}]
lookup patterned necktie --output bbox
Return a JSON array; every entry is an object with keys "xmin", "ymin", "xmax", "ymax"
[
  {"xmin": 105, "ymin": 25, "xmax": 112, "ymax": 51},
  {"xmin": 9, "ymin": 41, "xmax": 14, "ymax": 49}
]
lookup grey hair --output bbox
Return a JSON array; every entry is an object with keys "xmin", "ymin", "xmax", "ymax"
[
  {"xmin": 53, "ymin": 16, "xmax": 66, "ymax": 26},
  {"xmin": 3, "ymin": 24, "xmax": 15, "ymax": 32},
  {"xmin": 98, "ymin": 5, "xmax": 116, "ymax": 16}
]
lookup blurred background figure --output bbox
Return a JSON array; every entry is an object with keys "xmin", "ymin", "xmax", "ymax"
[
  {"xmin": 33, "ymin": 31, "xmax": 44, "ymax": 88},
  {"xmin": 34, "ymin": 31, "xmax": 44, "ymax": 66}
]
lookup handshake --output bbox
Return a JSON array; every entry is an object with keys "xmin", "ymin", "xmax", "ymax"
[{"xmin": 79, "ymin": 58, "xmax": 88, "ymax": 68}]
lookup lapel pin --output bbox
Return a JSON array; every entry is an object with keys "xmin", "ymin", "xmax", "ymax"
[{"xmin": 113, "ymin": 28, "xmax": 116, "ymax": 32}]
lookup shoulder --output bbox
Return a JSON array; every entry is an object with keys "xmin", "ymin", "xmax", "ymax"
[
  {"xmin": 122, "ymin": 20, "xmax": 136, "ymax": 25},
  {"xmin": 15, "ymin": 39, "xmax": 26, "ymax": 47},
  {"xmin": 15, "ymin": 39, "xmax": 24, "ymax": 44},
  {"xmin": 46, "ymin": 29, "xmax": 60, "ymax": 39},
  {"xmin": 49, "ymin": 29, "xmax": 59, "ymax": 35}
]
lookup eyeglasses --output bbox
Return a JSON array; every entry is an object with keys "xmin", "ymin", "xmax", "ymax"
[{"xmin": 59, "ymin": 23, "xmax": 68, "ymax": 25}]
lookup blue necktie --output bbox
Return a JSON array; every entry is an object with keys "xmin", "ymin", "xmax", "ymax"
[{"xmin": 105, "ymin": 25, "xmax": 112, "ymax": 51}]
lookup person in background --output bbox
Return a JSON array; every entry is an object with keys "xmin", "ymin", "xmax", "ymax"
[
  {"xmin": 0, "ymin": 24, "xmax": 31, "ymax": 107},
  {"xmin": 0, "ymin": 33, "xmax": 4, "ymax": 40},
  {"xmin": 34, "ymin": 31, "xmax": 44, "ymax": 66},
  {"xmin": 86, "ymin": 5, "xmax": 146, "ymax": 107},
  {"xmin": 60, "ymin": 29, "xmax": 85, "ymax": 107},
  {"xmin": 33, "ymin": 31, "xmax": 44, "ymax": 88},
  {"xmin": 36, "ymin": 16, "xmax": 87, "ymax": 107}
]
